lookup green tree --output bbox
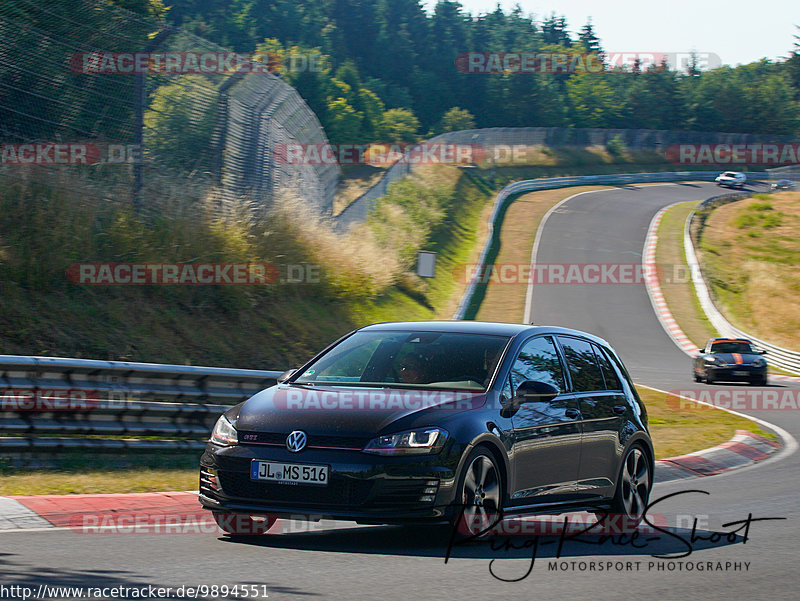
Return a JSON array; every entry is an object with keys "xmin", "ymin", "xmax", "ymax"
[
  {"xmin": 625, "ymin": 70, "xmax": 686, "ymax": 129},
  {"xmin": 541, "ymin": 14, "xmax": 572, "ymax": 47},
  {"xmin": 434, "ymin": 107, "xmax": 476, "ymax": 134},
  {"xmin": 145, "ymin": 75, "xmax": 219, "ymax": 172},
  {"xmin": 325, "ymin": 97, "xmax": 363, "ymax": 145},
  {"xmin": 787, "ymin": 25, "xmax": 800, "ymax": 97},
  {"xmin": 566, "ymin": 72, "xmax": 624, "ymax": 128},
  {"xmin": 578, "ymin": 18, "xmax": 602, "ymax": 57},
  {"xmin": 379, "ymin": 108, "xmax": 420, "ymax": 143},
  {"xmin": 357, "ymin": 88, "xmax": 386, "ymax": 140}
]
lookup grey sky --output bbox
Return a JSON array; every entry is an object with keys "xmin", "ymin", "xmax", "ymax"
[{"xmin": 425, "ymin": 1, "xmax": 798, "ymax": 68}]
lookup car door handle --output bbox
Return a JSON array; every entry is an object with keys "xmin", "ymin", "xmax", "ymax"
[
  {"xmin": 565, "ymin": 408, "xmax": 581, "ymax": 419},
  {"xmin": 612, "ymin": 405, "xmax": 627, "ymax": 415}
]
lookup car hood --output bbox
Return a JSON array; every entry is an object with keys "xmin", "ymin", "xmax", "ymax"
[
  {"xmin": 709, "ymin": 352, "xmax": 763, "ymax": 365},
  {"xmin": 234, "ymin": 384, "xmax": 486, "ymax": 437}
]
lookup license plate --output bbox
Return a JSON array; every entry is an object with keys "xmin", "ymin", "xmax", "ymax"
[
  {"xmin": 250, "ymin": 460, "xmax": 329, "ymax": 486},
  {"xmin": 732, "ymin": 370, "xmax": 748, "ymax": 376}
]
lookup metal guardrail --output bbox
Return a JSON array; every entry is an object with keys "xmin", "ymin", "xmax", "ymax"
[
  {"xmin": 0, "ymin": 356, "xmax": 281, "ymax": 451},
  {"xmin": 685, "ymin": 198, "xmax": 800, "ymax": 375},
  {"xmin": 452, "ymin": 171, "xmax": 730, "ymax": 320}
]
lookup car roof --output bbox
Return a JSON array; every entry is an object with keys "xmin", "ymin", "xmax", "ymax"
[
  {"xmin": 708, "ymin": 337, "xmax": 752, "ymax": 344},
  {"xmin": 358, "ymin": 320, "xmax": 614, "ymax": 347}
]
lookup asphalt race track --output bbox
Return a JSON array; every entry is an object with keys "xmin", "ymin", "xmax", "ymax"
[{"xmin": 2, "ymin": 182, "xmax": 798, "ymax": 601}]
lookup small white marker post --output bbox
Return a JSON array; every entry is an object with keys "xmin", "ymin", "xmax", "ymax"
[{"xmin": 417, "ymin": 251, "xmax": 436, "ymax": 278}]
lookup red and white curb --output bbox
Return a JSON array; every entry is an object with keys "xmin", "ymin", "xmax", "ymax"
[
  {"xmin": 654, "ymin": 429, "xmax": 780, "ymax": 482},
  {"xmin": 642, "ymin": 203, "xmax": 800, "ymax": 383},
  {"xmin": 642, "ymin": 204, "xmax": 698, "ymax": 356},
  {"xmin": 0, "ymin": 491, "xmax": 202, "ymax": 532}
]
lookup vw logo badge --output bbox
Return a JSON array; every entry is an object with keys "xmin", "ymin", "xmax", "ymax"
[{"xmin": 286, "ymin": 430, "xmax": 307, "ymax": 453}]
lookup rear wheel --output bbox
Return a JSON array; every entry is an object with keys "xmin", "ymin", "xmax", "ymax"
[
  {"xmin": 610, "ymin": 445, "xmax": 651, "ymax": 529},
  {"xmin": 212, "ymin": 511, "xmax": 277, "ymax": 536},
  {"xmin": 452, "ymin": 448, "xmax": 503, "ymax": 538}
]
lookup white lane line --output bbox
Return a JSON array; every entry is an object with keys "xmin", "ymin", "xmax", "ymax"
[{"xmin": 524, "ymin": 188, "xmax": 623, "ymax": 324}]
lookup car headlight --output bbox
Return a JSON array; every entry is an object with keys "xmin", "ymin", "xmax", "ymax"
[
  {"xmin": 752, "ymin": 358, "xmax": 766, "ymax": 367},
  {"xmin": 210, "ymin": 414, "xmax": 238, "ymax": 446},
  {"xmin": 704, "ymin": 356, "xmax": 719, "ymax": 364},
  {"xmin": 363, "ymin": 427, "xmax": 447, "ymax": 455}
]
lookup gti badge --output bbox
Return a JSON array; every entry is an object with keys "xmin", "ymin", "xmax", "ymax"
[{"xmin": 286, "ymin": 430, "xmax": 307, "ymax": 453}]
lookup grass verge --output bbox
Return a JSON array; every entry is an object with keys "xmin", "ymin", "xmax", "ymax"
[
  {"xmin": 638, "ymin": 384, "xmax": 775, "ymax": 460},
  {"xmin": 698, "ymin": 191, "xmax": 800, "ymax": 351},
  {"xmin": 0, "ymin": 165, "xmax": 493, "ymax": 367}
]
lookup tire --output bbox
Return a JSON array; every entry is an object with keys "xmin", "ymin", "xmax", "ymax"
[
  {"xmin": 212, "ymin": 511, "xmax": 277, "ymax": 536},
  {"xmin": 451, "ymin": 447, "xmax": 503, "ymax": 538},
  {"xmin": 705, "ymin": 371, "xmax": 714, "ymax": 385},
  {"xmin": 610, "ymin": 444, "xmax": 651, "ymax": 529},
  {"xmin": 750, "ymin": 375, "xmax": 767, "ymax": 386},
  {"xmin": 693, "ymin": 370, "xmax": 702, "ymax": 383}
]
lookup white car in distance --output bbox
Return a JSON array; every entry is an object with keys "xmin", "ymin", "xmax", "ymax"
[{"xmin": 715, "ymin": 171, "xmax": 747, "ymax": 188}]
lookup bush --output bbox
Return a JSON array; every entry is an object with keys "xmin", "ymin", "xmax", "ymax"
[{"xmin": 606, "ymin": 135, "xmax": 628, "ymax": 158}]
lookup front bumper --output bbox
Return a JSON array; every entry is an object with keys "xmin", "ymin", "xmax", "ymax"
[
  {"xmin": 705, "ymin": 364, "xmax": 766, "ymax": 382},
  {"xmin": 199, "ymin": 442, "xmax": 461, "ymax": 524}
]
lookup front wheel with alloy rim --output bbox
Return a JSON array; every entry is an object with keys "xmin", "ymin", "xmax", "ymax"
[
  {"xmin": 452, "ymin": 448, "xmax": 503, "ymax": 537},
  {"xmin": 610, "ymin": 445, "xmax": 652, "ymax": 528}
]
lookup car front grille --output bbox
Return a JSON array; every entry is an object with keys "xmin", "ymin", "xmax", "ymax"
[
  {"xmin": 215, "ymin": 471, "xmax": 438, "ymax": 510},
  {"xmin": 218, "ymin": 471, "xmax": 374, "ymax": 507}
]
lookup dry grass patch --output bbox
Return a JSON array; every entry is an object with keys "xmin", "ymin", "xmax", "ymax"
[
  {"xmin": 637, "ymin": 385, "xmax": 775, "ymax": 459},
  {"xmin": 700, "ymin": 191, "xmax": 800, "ymax": 350},
  {"xmin": 333, "ymin": 165, "xmax": 388, "ymax": 216},
  {"xmin": 0, "ymin": 469, "xmax": 199, "ymax": 496}
]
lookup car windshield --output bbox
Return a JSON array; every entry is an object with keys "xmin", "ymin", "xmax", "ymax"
[
  {"xmin": 722, "ymin": 172, "xmax": 738, "ymax": 177},
  {"xmin": 293, "ymin": 330, "xmax": 510, "ymax": 391},
  {"xmin": 710, "ymin": 341, "xmax": 755, "ymax": 354}
]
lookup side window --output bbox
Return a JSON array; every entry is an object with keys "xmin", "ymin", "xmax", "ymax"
[
  {"xmin": 557, "ymin": 337, "xmax": 605, "ymax": 392},
  {"xmin": 510, "ymin": 336, "xmax": 565, "ymax": 392},
  {"xmin": 594, "ymin": 344, "xmax": 622, "ymax": 390}
]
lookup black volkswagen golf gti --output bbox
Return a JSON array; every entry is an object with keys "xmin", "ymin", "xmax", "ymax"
[{"xmin": 200, "ymin": 321, "xmax": 653, "ymax": 535}]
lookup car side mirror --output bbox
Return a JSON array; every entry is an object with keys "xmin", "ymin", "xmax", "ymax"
[
  {"xmin": 277, "ymin": 368, "xmax": 298, "ymax": 383},
  {"xmin": 759, "ymin": 349, "xmax": 767, "ymax": 355},
  {"xmin": 514, "ymin": 380, "xmax": 559, "ymax": 404}
]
